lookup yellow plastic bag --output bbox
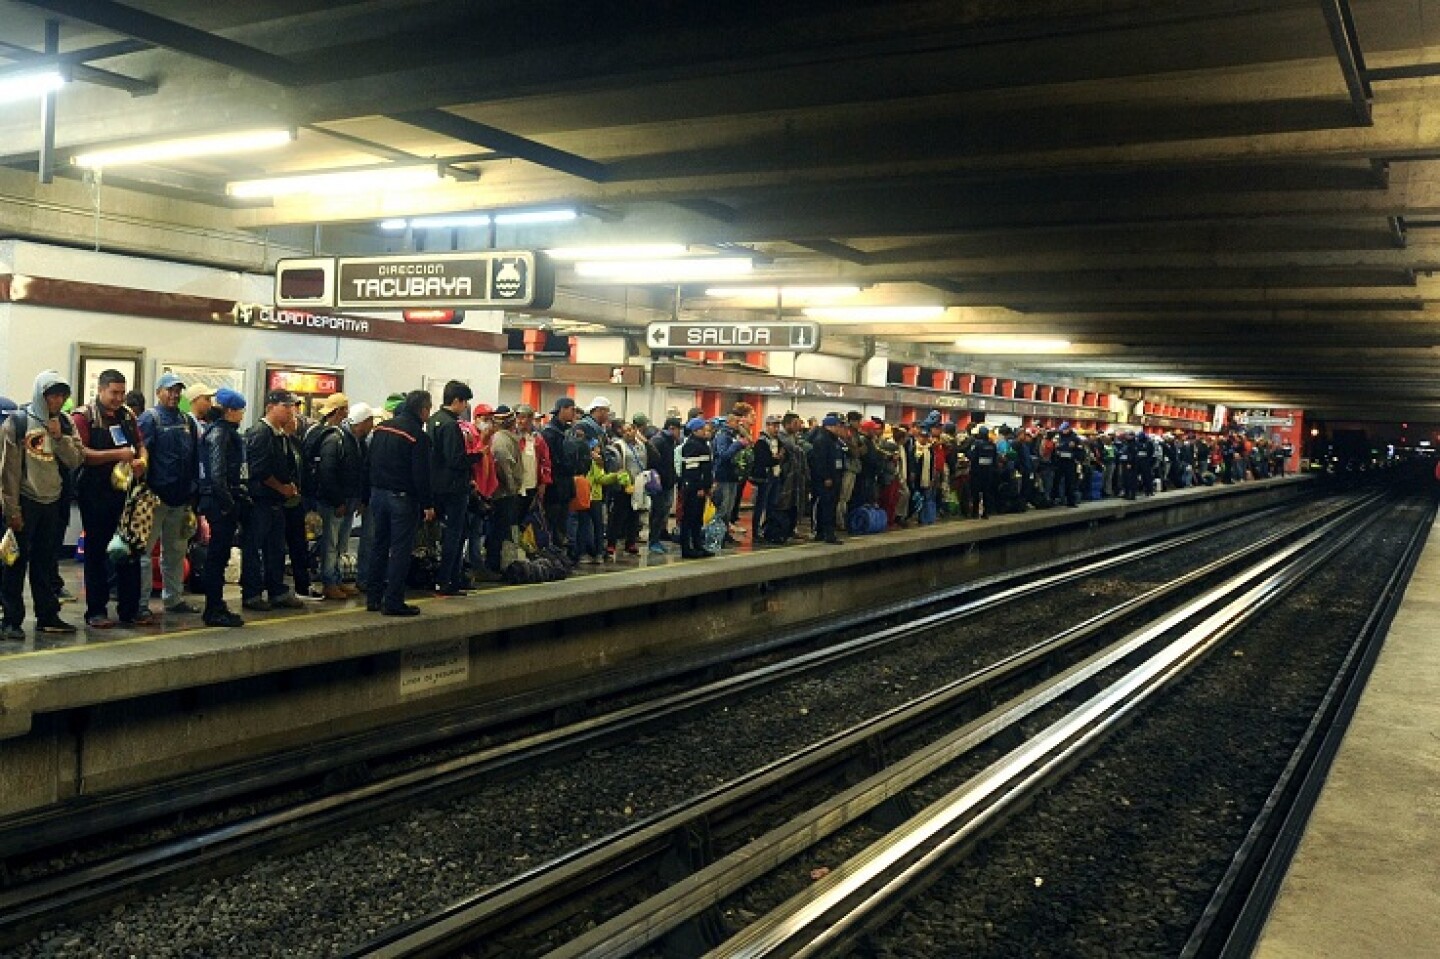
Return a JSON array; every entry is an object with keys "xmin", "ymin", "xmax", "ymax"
[
  {"xmin": 702, "ymin": 498, "xmax": 717, "ymax": 525},
  {"xmin": 0, "ymin": 527, "xmax": 18, "ymax": 567}
]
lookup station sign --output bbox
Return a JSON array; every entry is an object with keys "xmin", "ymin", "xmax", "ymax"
[
  {"xmin": 1233, "ymin": 409, "xmax": 1294, "ymax": 427},
  {"xmin": 276, "ymin": 251, "xmax": 555, "ymax": 310},
  {"xmin": 646, "ymin": 321, "xmax": 821, "ymax": 352}
]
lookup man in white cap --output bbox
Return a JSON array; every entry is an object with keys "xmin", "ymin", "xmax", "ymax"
[
  {"xmin": 305, "ymin": 393, "xmax": 365, "ymax": 599},
  {"xmin": 184, "ymin": 383, "xmax": 216, "ymax": 431}
]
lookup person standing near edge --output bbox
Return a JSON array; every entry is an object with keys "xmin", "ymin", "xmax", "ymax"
[
  {"xmin": 138, "ymin": 371, "xmax": 202, "ymax": 616},
  {"xmin": 242, "ymin": 389, "xmax": 305, "ymax": 612},
  {"xmin": 69, "ymin": 370, "xmax": 146, "ymax": 629},
  {"xmin": 197, "ymin": 389, "xmax": 250, "ymax": 627},
  {"xmin": 367, "ymin": 390, "xmax": 435, "ymax": 616},
  {"xmin": 0, "ymin": 371, "xmax": 86, "ymax": 637}
]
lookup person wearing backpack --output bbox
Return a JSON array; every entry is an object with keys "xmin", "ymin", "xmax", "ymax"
[
  {"xmin": 137, "ymin": 372, "xmax": 201, "ymax": 616},
  {"xmin": 540, "ymin": 398, "xmax": 582, "ymax": 551},
  {"xmin": 242, "ymin": 390, "xmax": 305, "ymax": 612},
  {"xmin": 197, "ymin": 389, "xmax": 250, "ymax": 627},
  {"xmin": 1, "ymin": 371, "xmax": 86, "ymax": 637},
  {"xmin": 306, "ymin": 393, "xmax": 362, "ymax": 600}
]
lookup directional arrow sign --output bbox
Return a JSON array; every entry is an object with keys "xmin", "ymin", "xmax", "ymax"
[{"xmin": 646, "ymin": 321, "xmax": 822, "ymax": 352}]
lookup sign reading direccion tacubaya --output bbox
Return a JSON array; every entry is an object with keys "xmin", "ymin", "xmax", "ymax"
[{"xmin": 275, "ymin": 251, "xmax": 556, "ymax": 311}]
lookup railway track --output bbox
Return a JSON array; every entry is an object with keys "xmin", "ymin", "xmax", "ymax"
[
  {"xmin": 330, "ymin": 492, "xmax": 1423, "ymax": 959},
  {"xmin": 0, "ymin": 491, "xmax": 1382, "ymax": 955}
]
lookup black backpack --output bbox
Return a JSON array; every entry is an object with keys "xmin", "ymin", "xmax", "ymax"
[{"xmin": 301, "ymin": 424, "xmax": 338, "ymax": 498}]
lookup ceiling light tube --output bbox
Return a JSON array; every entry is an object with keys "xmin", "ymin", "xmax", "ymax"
[
  {"xmin": 547, "ymin": 244, "xmax": 689, "ymax": 260},
  {"xmin": 228, "ymin": 164, "xmax": 444, "ymax": 198},
  {"xmin": 704, "ymin": 286, "xmax": 862, "ymax": 302},
  {"xmin": 803, "ymin": 305, "xmax": 947, "ymax": 322},
  {"xmin": 73, "ymin": 128, "xmax": 294, "ymax": 168},
  {"xmin": 408, "ymin": 213, "xmax": 493, "ymax": 229},
  {"xmin": 573, "ymin": 257, "xmax": 754, "ymax": 281},
  {"xmin": 953, "ymin": 336, "xmax": 1072, "ymax": 352},
  {"xmin": 0, "ymin": 69, "xmax": 64, "ymax": 105},
  {"xmin": 494, "ymin": 208, "xmax": 577, "ymax": 225},
  {"xmin": 379, "ymin": 218, "xmax": 409, "ymax": 231}
]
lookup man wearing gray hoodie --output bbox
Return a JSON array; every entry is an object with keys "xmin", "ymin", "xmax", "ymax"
[{"xmin": 1, "ymin": 371, "xmax": 86, "ymax": 637}]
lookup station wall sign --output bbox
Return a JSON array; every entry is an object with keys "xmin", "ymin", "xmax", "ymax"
[
  {"xmin": 276, "ymin": 251, "xmax": 555, "ymax": 310},
  {"xmin": 646, "ymin": 321, "xmax": 821, "ymax": 352},
  {"xmin": 1233, "ymin": 408, "xmax": 1294, "ymax": 427}
]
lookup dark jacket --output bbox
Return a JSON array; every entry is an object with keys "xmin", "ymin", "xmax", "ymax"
[
  {"xmin": 427, "ymin": 408, "xmax": 472, "ymax": 497},
  {"xmin": 200, "ymin": 418, "xmax": 249, "ymax": 516},
  {"xmin": 678, "ymin": 435, "xmax": 713, "ymax": 490},
  {"xmin": 809, "ymin": 429, "xmax": 847, "ymax": 488},
  {"xmin": 712, "ymin": 425, "xmax": 746, "ymax": 482},
  {"xmin": 138, "ymin": 405, "xmax": 199, "ymax": 507},
  {"xmin": 970, "ymin": 438, "xmax": 999, "ymax": 473},
  {"xmin": 542, "ymin": 418, "xmax": 586, "ymax": 503},
  {"xmin": 751, "ymin": 430, "xmax": 782, "ymax": 482},
  {"xmin": 316, "ymin": 423, "xmax": 368, "ymax": 506},
  {"xmin": 369, "ymin": 410, "xmax": 433, "ymax": 508},
  {"xmin": 246, "ymin": 420, "xmax": 299, "ymax": 504},
  {"xmin": 651, "ymin": 429, "xmax": 679, "ymax": 489}
]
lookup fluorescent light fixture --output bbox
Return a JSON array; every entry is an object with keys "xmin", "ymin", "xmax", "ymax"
[
  {"xmin": 408, "ymin": 213, "xmax": 493, "ymax": 229},
  {"xmin": 0, "ymin": 69, "xmax": 64, "ymax": 105},
  {"xmin": 953, "ymin": 336, "xmax": 1072, "ymax": 352},
  {"xmin": 803, "ymin": 305, "xmax": 947, "ymax": 322},
  {"xmin": 74, "ymin": 128, "xmax": 293, "ymax": 168},
  {"xmin": 379, "ymin": 218, "xmax": 409, "ymax": 231},
  {"xmin": 704, "ymin": 286, "xmax": 861, "ymax": 303},
  {"xmin": 546, "ymin": 244, "xmax": 688, "ymax": 260},
  {"xmin": 494, "ymin": 208, "xmax": 577, "ymax": 225},
  {"xmin": 228, "ymin": 164, "xmax": 443, "ymax": 198},
  {"xmin": 573, "ymin": 257, "xmax": 754, "ymax": 281}
]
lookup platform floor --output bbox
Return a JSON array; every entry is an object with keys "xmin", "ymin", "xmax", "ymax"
[{"xmin": 1253, "ymin": 509, "xmax": 1440, "ymax": 959}]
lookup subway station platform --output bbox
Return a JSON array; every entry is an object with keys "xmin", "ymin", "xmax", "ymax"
[
  {"xmin": 1253, "ymin": 507, "xmax": 1440, "ymax": 959},
  {"xmin": 0, "ymin": 478, "xmax": 1310, "ymax": 819}
]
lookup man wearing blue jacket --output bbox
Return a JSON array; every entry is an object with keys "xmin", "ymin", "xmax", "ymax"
[{"xmin": 138, "ymin": 372, "xmax": 201, "ymax": 615}]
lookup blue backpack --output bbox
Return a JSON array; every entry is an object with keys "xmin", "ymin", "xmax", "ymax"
[{"xmin": 847, "ymin": 504, "xmax": 887, "ymax": 535}]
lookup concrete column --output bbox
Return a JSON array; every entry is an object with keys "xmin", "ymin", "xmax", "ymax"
[
  {"xmin": 979, "ymin": 376, "xmax": 997, "ymax": 395},
  {"xmin": 931, "ymin": 370, "xmax": 953, "ymax": 391},
  {"xmin": 958, "ymin": 373, "xmax": 976, "ymax": 393},
  {"xmin": 901, "ymin": 365, "xmax": 921, "ymax": 387},
  {"xmin": 999, "ymin": 379, "xmax": 1016, "ymax": 398},
  {"xmin": 1021, "ymin": 383, "xmax": 1037, "ymax": 400},
  {"xmin": 520, "ymin": 381, "xmax": 542, "ymax": 410},
  {"xmin": 1039, "ymin": 385, "xmax": 1054, "ymax": 403},
  {"xmin": 522, "ymin": 329, "xmax": 546, "ymax": 354},
  {"xmin": 954, "ymin": 411, "xmax": 972, "ymax": 430}
]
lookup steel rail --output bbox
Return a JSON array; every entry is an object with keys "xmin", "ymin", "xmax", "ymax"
[
  {"xmin": 0, "ymin": 493, "xmax": 1309, "ymax": 861},
  {"xmin": 1181, "ymin": 497, "xmax": 1436, "ymax": 958},
  {"xmin": 338, "ymin": 496, "xmax": 1380, "ymax": 959},
  {"xmin": 704, "ymin": 502, "xmax": 1390, "ymax": 959},
  {"xmin": 0, "ymin": 495, "xmax": 1353, "ymax": 946}
]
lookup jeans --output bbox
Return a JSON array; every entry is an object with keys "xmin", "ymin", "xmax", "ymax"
[
  {"xmin": 466, "ymin": 500, "xmax": 488, "ymax": 573},
  {"xmin": 78, "ymin": 488, "xmax": 142, "ymax": 622},
  {"xmin": 486, "ymin": 495, "xmax": 517, "ymax": 572},
  {"xmin": 367, "ymin": 488, "xmax": 420, "ymax": 611},
  {"xmin": 750, "ymin": 478, "xmax": 775, "ymax": 538},
  {"xmin": 678, "ymin": 486, "xmax": 706, "ymax": 555},
  {"xmin": 1, "ymin": 497, "xmax": 64, "ymax": 627},
  {"xmin": 283, "ymin": 502, "xmax": 311, "ymax": 596},
  {"xmin": 355, "ymin": 505, "xmax": 372, "ymax": 588},
  {"xmin": 146, "ymin": 500, "xmax": 191, "ymax": 607},
  {"xmin": 319, "ymin": 503, "xmax": 356, "ymax": 587},
  {"xmin": 202, "ymin": 509, "xmax": 238, "ymax": 613},
  {"xmin": 648, "ymin": 487, "xmax": 675, "ymax": 545},
  {"xmin": 241, "ymin": 500, "xmax": 289, "ymax": 602},
  {"xmin": 710, "ymin": 481, "xmax": 737, "ymax": 528},
  {"xmin": 606, "ymin": 493, "xmax": 640, "ymax": 549},
  {"xmin": 437, "ymin": 491, "xmax": 470, "ymax": 589},
  {"xmin": 813, "ymin": 483, "xmax": 838, "ymax": 541},
  {"xmin": 572, "ymin": 503, "xmax": 605, "ymax": 560}
]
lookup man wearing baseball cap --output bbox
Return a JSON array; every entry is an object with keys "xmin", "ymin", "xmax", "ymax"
[
  {"xmin": 306, "ymin": 392, "xmax": 357, "ymax": 600},
  {"xmin": 241, "ymin": 389, "xmax": 305, "ymax": 611},
  {"xmin": 184, "ymin": 383, "xmax": 216, "ymax": 427},
  {"xmin": 197, "ymin": 389, "xmax": 249, "ymax": 627},
  {"xmin": 541, "ymin": 397, "xmax": 581, "ymax": 547},
  {"xmin": 137, "ymin": 371, "xmax": 201, "ymax": 616}
]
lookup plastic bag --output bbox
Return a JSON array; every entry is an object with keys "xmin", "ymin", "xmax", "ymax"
[
  {"xmin": 0, "ymin": 527, "xmax": 18, "ymax": 567},
  {"xmin": 703, "ymin": 498, "xmax": 717, "ymax": 525},
  {"xmin": 111, "ymin": 459, "xmax": 133, "ymax": 492}
]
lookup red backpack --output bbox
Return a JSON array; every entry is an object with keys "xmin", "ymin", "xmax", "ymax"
[{"xmin": 458, "ymin": 419, "xmax": 498, "ymax": 498}]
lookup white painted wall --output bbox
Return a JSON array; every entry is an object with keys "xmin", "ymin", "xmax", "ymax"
[
  {"xmin": 0, "ymin": 240, "xmax": 504, "ymax": 415},
  {"xmin": 796, "ymin": 352, "xmax": 856, "ymax": 383}
]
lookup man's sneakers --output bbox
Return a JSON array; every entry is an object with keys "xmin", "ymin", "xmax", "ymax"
[
  {"xmin": 272, "ymin": 592, "xmax": 305, "ymax": 610},
  {"xmin": 241, "ymin": 596, "xmax": 271, "ymax": 612},
  {"xmin": 1, "ymin": 624, "xmax": 26, "ymax": 641},
  {"xmin": 382, "ymin": 603, "xmax": 421, "ymax": 617},
  {"xmin": 435, "ymin": 585, "xmax": 468, "ymax": 597},
  {"xmin": 165, "ymin": 600, "xmax": 200, "ymax": 615},
  {"xmin": 648, "ymin": 542, "xmax": 668, "ymax": 555},
  {"xmin": 85, "ymin": 615, "xmax": 116, "ymax": 629},
  {"xmin": 203, "ymin": 608, "xmax": 245, "ymax": 628},
  {"xmin": 36, "ymin": 618, "xmax": 78, "ymax": 634},
  {"xmin": 322, "ymin": 585, "xmax": 349, "ymax": 601},
  {"xmin": 119, "ymin": 611, "xmax": 157, "ymax": 627},
  {"xmin": 56, "ymin": 587, "xmax": 78, "ymax": 605}
]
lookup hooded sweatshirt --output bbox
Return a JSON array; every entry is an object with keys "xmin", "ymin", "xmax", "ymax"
[{"xmin": 1, "ymin": 370, "xmax": 84, "ymax": 514}]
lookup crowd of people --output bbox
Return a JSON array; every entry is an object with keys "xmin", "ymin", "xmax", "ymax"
[{"xmin": 0, "ymin": 369, "xmax": 1291, "ymax": 637}]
